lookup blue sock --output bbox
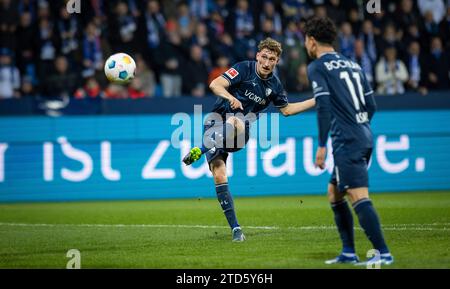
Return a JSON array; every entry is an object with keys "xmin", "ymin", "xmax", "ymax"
[
  {"xmin": 331, "ymin": 200, "xmax": 355, "ymax": 254},
  {"xmin": 215, "ymin": 183, "xmax": 239, "ymax": 229},
  {"xmin": 353, "ymin": 198, "xmax": 390, "ymax": 255}
]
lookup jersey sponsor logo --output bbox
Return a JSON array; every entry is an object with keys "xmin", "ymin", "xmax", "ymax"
[
  {"xmin": 323, "ymin": 60, "xmax": 362, "ymax": 71},
  {"xmin": 245, "ymin": 90, "xmax": 266, "ymax": 105},
  {"xmin": 225, "ymin": 68, "xmax": 239, "ymax": 79}
]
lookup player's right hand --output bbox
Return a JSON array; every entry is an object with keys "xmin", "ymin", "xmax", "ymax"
[
  {"xmin": 229, "ymin": 97, "xmax": 243, "ymax": 111},
  {"xmin": 315, "ymin": 147, "xmax": 327, "ymax": 169}
]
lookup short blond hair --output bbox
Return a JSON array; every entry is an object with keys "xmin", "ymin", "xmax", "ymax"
[{"xmin": 258, "ymin": 38, "xmax": 283, "ymax": 57}]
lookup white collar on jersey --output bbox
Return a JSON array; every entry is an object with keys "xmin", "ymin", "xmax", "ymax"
[{"xmin": 318, "ymin": 51, "xmax": 338, "ymax": 58}]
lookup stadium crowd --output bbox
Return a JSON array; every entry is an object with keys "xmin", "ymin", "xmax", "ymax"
[{"xmin": 0, "ymin": 0, "xmax": 449, "ymax": 100}]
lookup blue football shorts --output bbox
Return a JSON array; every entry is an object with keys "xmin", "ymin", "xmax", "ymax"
[{"xmin": 330, "ymin": 147, "xmax": 373, "ymax": 192}]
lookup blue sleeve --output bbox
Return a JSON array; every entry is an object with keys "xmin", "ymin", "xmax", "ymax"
[
  {"xmin": 361, "ymin": 72, "xmax": 377, "ymax": 120},
  {"xmin": 308, "ymin": 63, "xmax": 331, "ymax": 99},
  {"xmin": 272, "ymin": 81, "xmax": 288, "ymax": 108},
  {"xmin": 221, "ymin": 61, "xmax": 248, "ymax": 86},
  {"xmin": 316, "ymin": 94, "xmax": 331, "ymax": 147},
  {"xmin": 308, "ymin": 63, "xmax": 331, "ymax": 147}
]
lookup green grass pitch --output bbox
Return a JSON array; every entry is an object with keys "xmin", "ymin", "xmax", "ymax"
[{"xmin": 0, "ymin": 191, "xmax": 449, "ymax": 268}]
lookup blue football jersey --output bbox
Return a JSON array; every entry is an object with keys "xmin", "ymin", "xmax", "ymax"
[
  {"xmin": 308, "ymin": 52, "xmax": 377, "ymax": 153},
  {"xmin": 212, "ymin": 61, "xmax": 288, "ymax": 119}
]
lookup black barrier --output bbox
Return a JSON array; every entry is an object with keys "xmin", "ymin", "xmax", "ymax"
[{"xmin": 0, "ymin": 91, "xmax": 449, "ymax": 116}]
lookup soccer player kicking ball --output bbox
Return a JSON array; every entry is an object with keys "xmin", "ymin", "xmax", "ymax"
[
  {"xmin": 183, "ymin": 38, "xmax": 315, "ymax": 242},
  {"xmin": 304, "ymin": 17, "xmax": 394, "ymax": 266}
]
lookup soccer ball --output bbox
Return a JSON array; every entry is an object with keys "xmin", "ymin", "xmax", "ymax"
[{"xmin": 104, "ymin": 53, "xmax": 136, "ymax": 84}]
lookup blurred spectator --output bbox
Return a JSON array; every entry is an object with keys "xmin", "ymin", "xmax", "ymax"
[
  {"xmin": 128, "ymin": 78, "xmax": 147, "ymax": 99},
  {"xmin": 424, "ymin": 37, "xmax": 450, "ymax": 90},
  {"xmin": 395, "ymin": 0, "xmax": 421, "ymax": 32},
  {"xmin": 189, "ymin": 0, "xmax": 212, "ymax": 21},
  {"xmin": 421, "ymin": 10, "xmax": 445, "ymax": 48},
  {"xmin": 0, "ymin": 0, "xmax": 19, "ymax": 50},
  {"xmin": 441, "ymin": 6, "xmax": 450, "ymax": 47},
  {"xmin": 375, "ymin": 46, "xmax": 409, "ymax": 95},
  {"xmin": 228, "ymin": 0, "xmax": 255, "ymax": 61},
  {"xmin": 213, "ymin": 32, "xmax": 237, "ymax": 64},
  {"xmin": 37, "ymin": 16, "xmax": 57, "ymax": 82},
  {"xmin": 56, "ymin": 6, "xmax": 79, "ymax": 57},
  {"xmin": 183, "ymin": 45, "xmax": 208, "ymax": 97},
  {"xmin": 256, "ymin": 19, "xmax": 282, "ymax": 44},
  {"xmin": 403, "ymin": 23, "xmax": 422, "ymax": 46},
  {"xmin": 358, "ymin": 20, "xmax": 377, "ymax": 66},
  {"xmin": 74, "ymin": 77, "xmax": 104, "ymax": 99},
  {"xmin": 20, "ymin": 76, "xmax": 38, "ymax": 98},
  {"xmin": 104, "ymin": 83, "xmax": 128, "ymax": 98},
  {"xmin": 353, "ymin": 39, "xmax": 374, "ymax": 86},
  {"xmin": 313, "ymin": 5, "xmax": 327, "ymax": 18},
  {"xmin": 370, "ymin": 6, "xmax": 389, "ymax": 36},
  {"xmin": 82, "ymin": 22, "xmax": 103, "ymax": 78},
  {"xmin": 403, "ymin": 41, "xmax": 428, "ymax": 95},
  {"xmin": 43, "ymin": 55, "xmax": 79, "ymax": 100},
  {"xmin": 108, "ymin": 1, "xmax": 138, "ymax": 54},
  {"xmin": 18, "ymin": 0, "xmax": 37, "ymax": 21},
  {"xmin": 16, "ymin": 12, "xmax": 38, "ymax": 84},
  {"xmin": 159, "ymin": 32, "xmax": 184, "ymax": 98},
  {"xmin": 284, "ymin": 62, "xmax": 310, "ymax": 93},
  {"xmin": 0, "ymin": 48, "xmax": 21, "ymax": 99},
  {"xmin": 206, "ymin": 10, "xmax": 225, "ymax": 39},
  {"xmin": 138, "ymin": 0, "xmax": 166, "ymax": 68},
  {"xmin": 378, "ymin": 23, "xmax": 403, "ymax": 56},
  {"xmin": 337, "ymin": 22, "xmax": 355, "ymax": 59},
  {"xmin": 284, "ymin": 20, "xmax": 305, "ymax": 49},
  {"xmin": 282, "ymin": 20, "xmax": 307, "ymax": 86},
  {"xmin": 348, "ymin": 8, "xmax": 362, "ymax": 36},
  {"xmin": 418, "ymin": 0, "xmax": 445, "ymax": 24},
  {"xmin": 259, "ymin": 1, "xmax": 282, "ymax": 36},
  {"xmin": 176, "ymin": 1, "xmax": 195, "ymax": 39},
  {"xmin": 125, "ymin": 0, "xmax": 141, "ymax": 18},
  {"xmin": 326, "ymin": 0, "xmax": 346, "ymax": 26},
  {"xmin": 208, "ymin": 55, "xmax": 229, "ymax": 85},
  {"xmin": 282, "ymin": 0, "xmax": 310, "ymax": 22},
  {"xmin": 230, "ymin": 0, "xmax": 254, "ymax": 38},
  {"xmin": 213, "ymin": 0, "xmax": 230, "ymax": 20},
  {"xmin": 134, "ymin": 54, "xmax": 156, "ymax": 97},
  {"xmin": 191, "ymin": 22, "xmax": 213, "ymax": 67},
  {"xmin": 295, "ymin": 64, "xmax": 310, "ymax": 92}
]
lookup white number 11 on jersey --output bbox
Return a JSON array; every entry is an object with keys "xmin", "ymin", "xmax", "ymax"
[{"xmin": 340, "ymin": 71, "xmax": 366, "ymax": 111}]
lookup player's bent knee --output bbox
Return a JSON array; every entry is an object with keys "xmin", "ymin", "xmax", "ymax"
[{"xmin": 346, "ymin": 187, "xmax": 369, "ymax": 204}]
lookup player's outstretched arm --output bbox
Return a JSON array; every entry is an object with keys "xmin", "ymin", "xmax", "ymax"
[
  {"xmin": 209, "ymin": 76, "xmax": 243, "ymax": 110},
  {"xmin": 279, "ymin": 98, "xmax": 316, "ymax": 116}
]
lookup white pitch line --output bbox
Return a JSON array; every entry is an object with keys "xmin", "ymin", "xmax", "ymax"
[{"xmin": 0, "ymin": 222, "xmax": 448, "ymax": 231}]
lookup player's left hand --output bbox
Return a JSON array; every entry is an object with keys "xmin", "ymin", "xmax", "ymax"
[{"xmin": 315, "ymin": 147, "xmax": 327, "ymax": 169}]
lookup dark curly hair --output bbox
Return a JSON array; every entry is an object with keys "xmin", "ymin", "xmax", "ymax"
[{"xmin": 304, "ymin": 16, "xmax": 337, "ymax": 46}]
